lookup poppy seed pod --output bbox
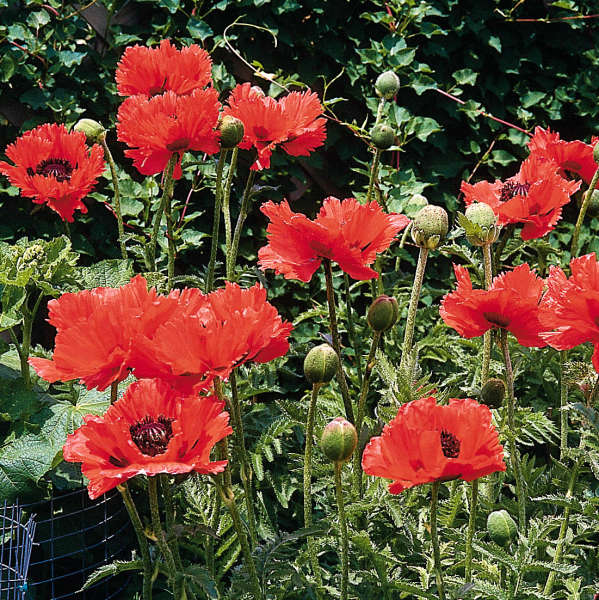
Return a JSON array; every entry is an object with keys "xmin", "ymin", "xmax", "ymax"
[
  {"xmin": 367, "ymin": 295, "xmax": 399, "ymax": 331},
  {"xmin": 375, "ymin": 71, "xmax": 400, "ymax": 100},
  {"xmin": 411, "ymin": 205, "xmax": 449, "ymax": 249},
  {"xmin": 481, "ymin": 378, "xmax": 506, "ymax": 409},
  {"xmin": 465, "ymin": 203, "xmax": 497, "ymax": 229},
  {"xmin": 73, "ymin": 119, "xmax": 106, "ymax": 143},
  {"xmin": 304, "ymin": 343, "xmax": 339, "ymax": 385},
  {"xmin": 321, "ymin": 417, "xmax": 357, "ymax": 463},
  {"xmin": 463, "ymin": 203, "xmax": 500, "ymax": 246},
  {"xmin": 487, "ymin": 509, "xmax": 517, "ymax": 546},
  {"xmin": 370, "ymin": 124, "xmax": 395, "ymax": 150},
  {"xmin": 594, "ymin": 141, "xmax": 599, "ymax": 164},
  {"xmin": 218, "ymin": 115, "xmax": 245, "ymax": 149}
]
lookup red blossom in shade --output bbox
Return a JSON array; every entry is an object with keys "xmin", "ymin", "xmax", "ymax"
[
  {"xmin": 527, "ymin": 126, "xmax": 599, "ymax": 184},
  {"xmin": 0, "ymin": 123, "xmax": 105, "ymax": 222},
  {"xmin": 132, "ymin": 282, "xmax": 293, "ymax": 390},
  {"xmin": 63, "ymin": 378, "xmax": 232, "ymax": 499},
  {"xmin": 362, "ymin": 396, "xmax": 505, "ymax": 494},
  {"xmin": 222, "ymin": 83, "xmax": 326, "ymax": 170},
  {"xmin": 116, "ymin": 89, "xmax": 220, "ymax": 178},
  {"xmin": 461, "ymin": 155, "xmax": 580, "ymax": 240},
  {"xmin": 258, "ymin": 197, "xmax": 410, "ymax": 282},
  {"xmin": 540, "ymin": 253, "xmax": 599, "ymax": 371},
  {"xmin": 116, "ymin": 39, "xmax": 212, "ymax": 98},
  {"xmin": 440, "ymin": 263, "xmax": 546, "ymax": 347}
]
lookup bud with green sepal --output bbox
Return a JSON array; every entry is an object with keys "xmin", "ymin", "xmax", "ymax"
[
  {"xmin": 593, "ymin": 141, "xmax": 599, "ymax": 164},
  {"xmin": 375, "ymin": 71, "xmax": 400, "ymax": 100},
  {"xmin": 411, "ymin": 205, "xmax": 449, "ymax": 250},
  {"xmin": 487, "ymin": 509, "xmax": 517, "ymax": 546},
  {"xmin": 321, "ymin": 417, "xmax": 357, "ymax": 464},
  {"xmin": 370, "ymin": 124, "xmax": 395, "ymax": 150},
  {"xmin": 73, "ymin": 119, "xmax": 106, "ymax": 144},
  {"xmin": 218, "ymin": 115, "xmax": 245, "ymax": 149},
  {"xmin": 367, "ymin": 295, "xmax": 399, "ymax": 332},
  {"xmin": 481, "ymin": 378, "xmax": 506, "ymax": 409},
  {"xmin": 458, "ymin": 203, "xmax": 500, "ymax": 246},
  {"xmin": 304, "ymin": 343, "xmax": 339, "ymax": 385}
]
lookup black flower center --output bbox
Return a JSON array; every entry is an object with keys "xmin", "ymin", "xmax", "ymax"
[
  {"xmin": 440, "ymin": 430, "xmax": 460, "ymax": 458},
  {"xmin": 166, "ymin": 138, "xmax": 190, "ymax": 152},
  {"xmin": 130, "ymin": 415, "xmax": 174, "ymax": 457},
  {"xmin": 253, "ymin": 125, "xmax": 270, "ymax": 140},
  {"xmin": 483, "ymin": 311, "xmax": 510, "ymax": 328},
  {"xmin": 28, "ymin": 158, "xmax": 74, "ymax": 182},
  {"xmin": 500, "ymin": 181, "xmax": 530, "ymax": 202}
]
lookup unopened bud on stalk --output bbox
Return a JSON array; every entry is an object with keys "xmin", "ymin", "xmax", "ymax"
[
  {"xmin": 321, "ymin": 417, "xmax": 357, "ymax": 463},
  {"xmin": 375, "ymin": 71, "xmax": 400, "ymax": 100},
  {"xmin": 370, "ymin": 124, "xmax": 395, "ymax": 150},
  {"xmin": 586, "ymin": 190, "xmax": 599, "ymax": 217},
  {"xmin": 462, "ymin": 203, "xmax": 500, "ymax": 246},
  {"xmin": 218, "ymin": 115, "xmax": 245, "ymax": 149},
  {"xmin": 304, "ymin": 343, "xmax": 339, "ymax": 385},
  {"xmin": 73, "ymin": 119, "xmax": 106, "ymax": 143},
  {"xmin": 481, "ymin": 378, "xmax": 506, "ymax": 408},
  {"xmin": 593, "ymin": 141, "xmax": 599, "ymax": 164},
  {"xmin": 487, "ymin": 509, "xmax": 517, "ymax": 546},
  {"xmin": 367, "ymin": 295, "xmax": 399, "ymax": 331},
  {"xmin": 411, "ymin": 205, "xmax": 448, "ymax": 249}
]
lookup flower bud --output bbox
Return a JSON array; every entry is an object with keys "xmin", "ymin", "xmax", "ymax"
[
  {"xmin": 73, "ymin": 119, "xmax": 106, "ymax": 144},
  {"xmin": 375, "ymin": 71, "xmax": 400, "ymax": 100},
  {"xmin": 370, "ymin": 124, "xmax": 395, "ymax": 150},
  {"xmin": 218, "ymin": 115, "xmax": 245, "ymax": 149},
  {"xmin": 304, "ymin": 343, "xmax": 339, "ymax": 385},
  {"xmin": 465, "ymin": 203, "xmax": 496, "ymax": 229},
  {"xmin": 461, "ymin": 203, "xmax": 500, "ymax": 246},
  {"xmin": 487, "ymin": 509, "xmax": 517, "ymax": 546},
  {"xmin": 480, "ymin": 378, "xmax": 505, "ymax": 409},
  {"xmin": 411, "ymin": 205, "xmax": 448, "ymax": 249},
  {"xmin": 593, "ymin": 141, "xmax": 599, "ymax": 164},
  {"xmin": 320, "ymin": 417, "xmax": 357, "ymax": 463},
  {"xmin": 587, "ymin": 190, "xmax": 599, "ymax": 217},
  {"xmin": 367, "ymin": 295, "xmax": 399, "ymax": 331}
]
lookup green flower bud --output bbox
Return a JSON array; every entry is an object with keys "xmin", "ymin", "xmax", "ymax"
[
  {"xmin": 375, "ymin": 71, "xmax": 400, "ymax": 100},
  {"xmin": 465, "ymin": 203, "xmax": 496, "ymax": 229},
  {"xmin": 370, "ymin": 124, "xmax": 395, "ymax": 150},
  {"xmin": 321, "ymin": 417, "xmax": 358, "ymax": 463},
  {"xmin": 481, "ymin": 378, "xmax": 506, "ymax": 409},
  {"xmin": 593, "ymin": 141, "xmax": 599, "ymax": 164},
  {"xmin": 367, "ymin": 295, "xmax": 399, "ymax": 331},
  {"xmin": 587, "ymin": 190, "xmax": 599, "ymax": 217},
  {"xmin": 304, "ymin": 343, "xmax": 339, "ymax": 385},
  {"xmin": 487, "ymin": 509, "xmax": 517, "ymax": 546},
  {"xmin": 73, "ymin": 119, "xmax": 106, "ymax": 144},
  {"xmin": 218, "ymin": 115, "xmax": 245, "ymax": 149},
  {"xmin": 411, "ymin": 205, "xmax": 449, "ymax": 249},
  {"xmin": 461, "ymin": 203, "xmax": 500, "ymax": 246}
]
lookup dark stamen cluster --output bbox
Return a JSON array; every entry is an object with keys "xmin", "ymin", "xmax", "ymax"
[
  {"xmin": 130, "ymin": 415, "xmax": 174, "ymax": 457},
  {"xmin": 500, "ymin": 180, "xmax": 530, "ymax": 202},
  {"xmin": 440, "ymin": 430, "xmax": 461, "ymax": 458},
  {"xmin": 28, "ymin": 158, "xmax": 74, "ymax": 182}
]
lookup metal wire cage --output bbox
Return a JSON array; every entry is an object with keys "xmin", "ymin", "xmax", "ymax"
[
  {"xmin": 5, "ymin": 485, "xmax": 133, "ymax": 599},
  {"xmin": 0, "ymin": 501, "xmax": 36, "ymax": 600}
]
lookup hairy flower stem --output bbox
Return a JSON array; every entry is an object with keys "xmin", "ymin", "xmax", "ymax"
[
  {"xmin": 464, "ymin": 478, "xmax": 478, "ymax": 583},
  {"xmin": 400, "ymin": 247, "xmax": 429, "ymax": 370},
  {"xmin": 571, "ymin": 165, "xmax": 599, "ymax": 256},
  {"xmin": 366, "ymin": 149, "xmax": 382, "ymax": 205},
  {"xmin": 14, "ymin": 291, "xmax": 44, "ymax": 389},
  {"xmin": 334, "ymin": 461, "xmax": 350, "ymax": 600},
  {"xmin": 323, "ymin": 260, "xmax": 355, "ymax": 423},
  {"xmin": 227, "ymin": 169, "xmax": 256, "ymax": 279},
  {"xmin": 206, "ymin": 150, "xmax": 228, "ymax": 293},
  {"xmin": 493, "ymin": 223, "xmax": 515, "ymax": 272},
  {"xmin": 430, "ymin": 481, "xmax": 446, "ymax": 600},
  {"xmin": 160, "ymin": 474, "xmax": 183, "ymax": 570},
  {"xmin": 500, "ymin": 329, "xmax": 526, "ymax": 528},
  {"xmin": 481, "ymin": 243, "xmax": 494, "ymax": 385},
  {"xmin": 344, "ymin": 274, "xmax": 363, "ymax": 386},
  {"xmin": 162, "ymin": 156, "xmax": 178, "ymax": 291},
  {"xmin": 222, "ymin": 147, "xmax": 238, "ymax": 257},
  {"xmin": 118, "ymin": 483, "xmax": 153, "ymax": 600},
  {"xmin": 304, "ymin": 383, "xmax": 323, "ymax": 588},
  {"xmin": 207, "ymin": 487, "xmax": 221, "ymax": 581},
  {"xmin": 559, "ymin": 351, "xmax": 569, "ymax": 459},
  {"xmin": 352, "ymin": 331, "xmax": 382, "ymax": 498},
  {"xmin": 100, "ymin": 136, "xmax": 127, "ymax": 260}
]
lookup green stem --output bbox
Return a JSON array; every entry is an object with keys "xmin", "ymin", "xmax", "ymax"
[
  {"xmin": 118, "ymin": 483, "xmax": 153, "ymax": 600},
  {"xmin": 227, "ymin": 169, "xmax": 256, "ymax": 279},
  {"xmin": 353, "ymin": 331, "xmax": 382, "ymax": 498},
  {"xmin": 493, "ymin": 223, "xmax": 515, "ymax": 272},
  {"xmin": 430, "ymin": 481, "xmax": 446, "ymax": 600},
  {"xmin": 206, "ymin": 150, "xmax": 228, "ymax": 293},
  {"xmin": 481, "ymin": 243, "xmax": 494, "ymax": 385},
  {"xmin": 366, "ymin": 149, "xmax": 382, "ymax": 205},
  {"xmin": 160, "ymin": 474, "xmax": 183, "ymax": 570},
  {"xmin": 19, "ymin": 291, "xmax": 43, "ymax": 389},
  {"xmin": 344, "ymin": 274, "xmax": 363, "ymax": 387},
  {"xmin": 375, "ymin": 97, "xmax": 386, "ymax": 125},
  {"xmin": 400, "ymin": 247, "xmax": 429, "ymax": 370},
  {"xmin": 500, "ymin": 329, "xmax": 526, "ymax": 529},
  {"xmin": 464, "ymin": 478, "xmax": 478, "ymax": 583},
  {"xmin": 304, "ymin": 383, "xmax": 323, "ymax": 588},
  {"xmin": 207, "ymin": 486, "xmax": 221, "ymax": 582},
  {"xmin": 323, "ymin": 260, "xmax": 355, "ymax": 423},
  {"xmin": 222, "ymin": 147, "xmax": 238, "ymax": 258},
  {"xmin": 334, "ymin": 461, "xmax": 349, "ymax": 600},
  {"xmin": 162, "ymin": 156, "xmax": 178, "ymax": 291},
  {"xmin": 559, "ymin": 351, "xmax": 569, "ymax": 460},
  {"xmin": 571, "ymin": 165, "xmax": 599, "ymax": 256},
  {"xmin": 101, "ymin": 136, "xmax": 127, "ymax": 260}
]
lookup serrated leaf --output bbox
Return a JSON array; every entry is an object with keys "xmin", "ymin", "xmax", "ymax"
[
  {"xmin": 76, "ymin": 259, "xmax": 134, "ymax": 289},
  {"xmin": 81, "ymin": 560, "xmax": 144, "ymax": 590}
]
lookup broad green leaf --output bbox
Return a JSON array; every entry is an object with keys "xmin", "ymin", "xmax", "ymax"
[{"xmin": 76, "ymin": 259, "xmax": 134, "ymax": 289}]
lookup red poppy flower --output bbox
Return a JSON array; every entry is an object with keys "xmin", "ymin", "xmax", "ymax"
[
  {"xmin": 222, "ymin": 83, "xmax": 326, "ymax": 170},
  {"xmin": 116, "ymin": 39, "xmax": 212, "ymax": 98},
  {"xmin": 258, "ymin": 197, "xmax": 410, "ymax": 282},
  {"xmin": 63, "ymin": 378, "xmax": 232, "ymax": 499},
  {"xmin": 527, "ymin": 126, "xmax": 598, "ymax": 184},
  {"xmin": 117, "ymin": 89, "xmax": 220, "ymax": 178},
  {"xmin": 0, "ymin": 123, "xmax": 105, "ymax": 222},
  {"xmin": 132, "ymin": 282, "xmax": 293, "ymax": 390},
  {"xmin": 461, "ymin": 155, "xmax": 580, "ymax": 240},
  {"xmin": 540, "ymin": 253, "xmax": 599, "ymax": 370},
  {"xmin": 28, "ymin": 275, "xmax": 195, "ymax": 391},
  {"xmin": 440, "ymin": 263, "xmax": 546, "ymax": 347},
  {"xmin": 362, "ymin": 396, "xmax": 505, "ymax": 494}
]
